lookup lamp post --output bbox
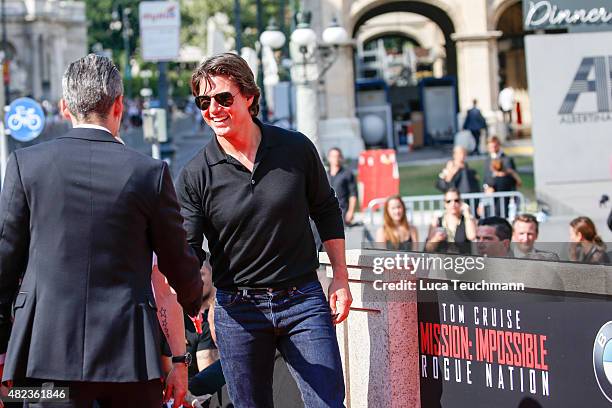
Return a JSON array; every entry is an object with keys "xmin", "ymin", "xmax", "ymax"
[
  {"xmin": 122, "ymin": 8, "xmax": 132, "ymax": 99},
  {"xmin": 234, "ymin": 0, "xmax": 242, "ymax": 52},
  {"xmin": 110, "ymin": 7, "xmax": 132, "ymax": 98},
  {"xmin": 288, "ymin": 11, "xmax": 348, "ymax": 151},
  {"xmin": 260, "ymin": 12, "xmax": 347, "ymax": 139},
  {"xmin": 260, "ymin": 19, "xmax": 287, "ymax": 125},
  {"xmin": 1, "ymin": 0, "xmax": 9, "ymax": 102},
  {"xmin": 255, "ymin": 0, "xmax": 270, "ymax": 121}
]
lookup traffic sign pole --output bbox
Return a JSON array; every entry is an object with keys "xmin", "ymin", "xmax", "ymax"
[
  {"xmin": 151, "ymin": 142, "xmax": 161, "ymax": 160},
  {"xmin": 0, "ymin": 53, "xmax": 7, "ymax": 188}
]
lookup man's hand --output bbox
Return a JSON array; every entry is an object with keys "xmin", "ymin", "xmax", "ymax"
[
  {"xmin": 184, "ymin": 391, "xmax": 212, "ymax": 408},
  {"xmin": 344, "ymin": 211, "xmax": 354, "ymax": 225},
  {"xmin": 164, "ymin": 364, "xmax": 188, "ymax": 407},
  {"xmin": 328, "ymin": 277, "xmax": 352, "ymax": 325},
  {"xmin": 429, "ymin": 228, "xmax": 447, "ymax": 243}
]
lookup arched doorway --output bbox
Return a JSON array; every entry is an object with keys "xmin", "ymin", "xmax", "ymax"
[
  {"xmin": 352, "ymin": 1, "xmax": 457, "ymax": 77},
  {"xmin": 351, "ymin": 2, "xmax": 459, "ymax": 148}
]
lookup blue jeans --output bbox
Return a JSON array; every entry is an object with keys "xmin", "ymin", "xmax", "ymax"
[{"xmin": 214, "ymin": 280, "xmax": 345, "ymax": 408}]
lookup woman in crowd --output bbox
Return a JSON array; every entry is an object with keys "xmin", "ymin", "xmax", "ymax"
[
  {"xmin": 376, "ymin": 195, "xmax": 419, "ymax": 251},
  {"xmin": 426, "ymin": 188, "xmax": 476, "ymax": 254},
  {"xmin": 568, "ymin": 216, "xmax": 610, "ymax": 264}
]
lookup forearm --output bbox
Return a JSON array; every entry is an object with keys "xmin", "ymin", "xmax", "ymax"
[
  {"xmin": 157, "ymin": 299, "xmax": 186, "ymax": 356},
  {"xmin": 465, "ymin": 218, "xmax": 477, "ymax": 241},
  {"xmin": 152, "ymin": 266, "xmax": 186, "ymax": 356},
  {"xmin": 196, "ymin": 349, "xmax": 219, "ymax": 372},
  {"xmin": 322, "ymin": 239, "xmax": 348, "ymax": 281},
  {"xmin": 347, "ymin": 197, "xmax": 357, "ymax": 215}
]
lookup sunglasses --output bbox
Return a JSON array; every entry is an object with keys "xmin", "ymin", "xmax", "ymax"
[
  {"xmin": 195, "ymin": 92, "xmax": 237, "ymax": 111},
  {"xmin": 445, "ymin": 199, "xmax": 461, "ymax": 204}
]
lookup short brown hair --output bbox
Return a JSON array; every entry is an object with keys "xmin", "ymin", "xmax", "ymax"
[
  {"xmin": 513, "ymin": 213, "xmax": 539, "ymax": 234},
  {"xmin": 190, "ymin": 53, "xmax": 260, "ymax": 117}
]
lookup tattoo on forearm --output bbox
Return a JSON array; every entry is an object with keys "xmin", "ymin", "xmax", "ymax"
[{"xmin": 159, "ymin": 307, "xmax": 170, "ymax": 340}]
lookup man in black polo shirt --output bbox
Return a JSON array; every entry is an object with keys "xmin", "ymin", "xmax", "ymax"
[
  {"xmin": 176, "ymin": 53, "xmax": 352, "ymax": 408},
  {"xmin": 327, "ymin": 147, "xmax": 357, "ymax": 225}
]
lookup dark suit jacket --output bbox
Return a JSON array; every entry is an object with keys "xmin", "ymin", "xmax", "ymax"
[
  {"xmin": 463, "ymin": 107, "xmax": 486, "ymax": 132},
  {"xmin": 0, "ymin": 128, "xmax": 203, "ymax": 383}
]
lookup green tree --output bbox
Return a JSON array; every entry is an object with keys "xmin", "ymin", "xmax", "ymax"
[
  {"xmin": 85, "ymin": 0, "xmax": 141, "ymax": 70},
  {"xmin": 85, "ymin": 0, "xmax": 290, "ymax": 98}
]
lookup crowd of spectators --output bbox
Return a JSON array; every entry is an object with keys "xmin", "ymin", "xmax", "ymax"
[{"xmin": 367, "ymin": 135, "xmax": 610, "ymax": 265}]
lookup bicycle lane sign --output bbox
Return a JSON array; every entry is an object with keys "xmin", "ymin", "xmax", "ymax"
[{"xmin": 4, "ymin": 97, "xmax": 45, "ymax": 142}]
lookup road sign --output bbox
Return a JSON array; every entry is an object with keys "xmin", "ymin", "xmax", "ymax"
[
  {"xmin": 139, "ymin": 1, "xmax": 181, "ymax": 61},
  {"xmin": 4, "ymin": 97, "xmax": 45, "ymax": 142}
]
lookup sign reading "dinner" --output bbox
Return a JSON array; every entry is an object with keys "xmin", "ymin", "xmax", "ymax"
[{"xmin": 523, "ymin": 0, "xmax": 612, "ymax": 32}]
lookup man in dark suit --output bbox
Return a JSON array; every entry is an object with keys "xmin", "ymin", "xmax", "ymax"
[
  {"xmin": 0, "ymin": 54, "xmax": 203, "ymax": 407},
  {"xmin": 463, "ymin": 99, "xmax": 487, "ymax": 155}
]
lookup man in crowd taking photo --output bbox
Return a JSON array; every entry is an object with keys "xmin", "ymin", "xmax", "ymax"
[{"xmin": 176, "ymin": 53, "xmax": 352, "ymax": 408}]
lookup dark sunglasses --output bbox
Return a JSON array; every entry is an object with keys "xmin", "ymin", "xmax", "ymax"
[
  {"xmin": 195, "ymin": 92, "xmax": 237, "ymax": 111},
  {"xmin": 445, "ymin": 199, "xmax": 461, "ymax": 204}
]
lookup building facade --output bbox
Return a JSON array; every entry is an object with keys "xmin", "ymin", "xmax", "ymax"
[
  {"xmin": 307, "ymin": 0, "xmax": 528, "ymax": 157},
  {"xmin": 5, "ymin": 0, "xmax": 87, "ymax": 102}
]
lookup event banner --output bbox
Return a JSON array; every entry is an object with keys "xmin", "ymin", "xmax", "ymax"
[{"xmin": 418, "ymin": 285, "xmax": 612, "ymax": 407}]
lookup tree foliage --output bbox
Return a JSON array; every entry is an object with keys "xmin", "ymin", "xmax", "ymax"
[{"xmin": 84, "ymin": 0, "xmax": 293, "ymax": 96}]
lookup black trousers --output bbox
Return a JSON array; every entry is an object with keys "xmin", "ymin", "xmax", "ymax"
[{"xmin": 18, "ymin": 379, "xmax": 163, "ymax": 408}]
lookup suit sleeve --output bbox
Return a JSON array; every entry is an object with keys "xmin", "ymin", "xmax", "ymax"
[
  {"xmin": 150, "ymin": 162, "xmax": 203, "ymax": 317},
  {"xmin": 0, "ymin": 153, "xmax": 30, "ymax": 354},
  {"xmin": 304, "ymin": 138, "xmax": 344, "ymax": 242}
]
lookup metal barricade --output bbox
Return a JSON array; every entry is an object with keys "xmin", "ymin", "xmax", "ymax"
[{"xmin": 366, "ymin": 191, "xmax": 527, "ymax": 226}]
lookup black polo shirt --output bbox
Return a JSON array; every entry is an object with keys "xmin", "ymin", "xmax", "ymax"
[
  {"xmin": 328, "ymin": 166, "xmax": 357, "ymax": 214},
  {"xmin": 176, "ymin": 119, "xmax": 344, "ymax": 289}
]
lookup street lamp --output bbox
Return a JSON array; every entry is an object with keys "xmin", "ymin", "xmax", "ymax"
[
  {"xmin": 288, "ymin": 11, "xmax": 349, "ymax": 151},
  {"xmin": 260, "ymin": 18, "xmax": 286, "ymax": 51},
  {"xmin": 260, "ymin": 18, "xmax": 288, "ymax": 126},
  {"xmin": 290, "ymin": 13, "xmax": 349, "ymax": 82}
]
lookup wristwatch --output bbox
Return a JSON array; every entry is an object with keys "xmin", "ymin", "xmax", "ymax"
[{"xmin": 171, "ymin": 352, "xmax": 192, "ymax": 367}]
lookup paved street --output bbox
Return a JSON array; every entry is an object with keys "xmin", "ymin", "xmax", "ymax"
[{"xmin": 120, "ymin": 111, "xmax": 213, "ymax": 178}]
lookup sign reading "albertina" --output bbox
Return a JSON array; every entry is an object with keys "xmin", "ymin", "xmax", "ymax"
[{"xmin": 523, "ymin": 1, "xmax": 612, "ymax": 32}]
